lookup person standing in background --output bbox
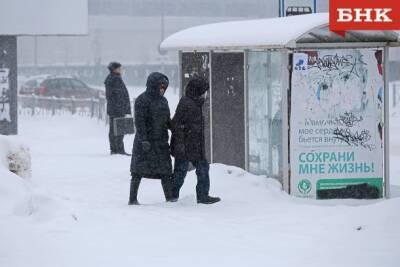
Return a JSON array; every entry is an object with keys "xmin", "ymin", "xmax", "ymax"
[{"xmin": 104, "ymin": 62, "xmax": 131, "ymax": 155}]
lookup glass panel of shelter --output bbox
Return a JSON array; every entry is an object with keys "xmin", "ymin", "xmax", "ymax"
[{"xmin": 247, "ymin": 51, "xmax": 283, "ymax": 180}]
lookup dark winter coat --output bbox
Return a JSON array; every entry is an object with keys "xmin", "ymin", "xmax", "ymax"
[
  {"xmin": 104, "ymin": 72, "xmax": 131, "ymax": 117},
  {"xmin": 171, "ymin": 77, "xmax": 209, "ymax": 161},
  {"xmin": 130, "ymin": 72, "xmax": 172, "ymax": 178}
]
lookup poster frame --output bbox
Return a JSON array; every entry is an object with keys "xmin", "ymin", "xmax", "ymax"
[{"xmin": 289, "ymin": 46, "xmax": 388, "ymax": 198}]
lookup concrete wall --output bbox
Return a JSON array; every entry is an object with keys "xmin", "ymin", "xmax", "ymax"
[
  {"xmin": 17, "ymin": 16, "xmax": 249, "ymax": 67},
  {"xmin": 16, "ymin": 0, "xmax": 330, "ymax": 67},
  {"xmin": 0, "ymin": 0, "xmax": 87, "ymax": 35}
]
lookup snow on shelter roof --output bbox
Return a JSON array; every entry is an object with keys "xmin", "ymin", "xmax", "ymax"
[{"xmin": 160, "ymin": 13, "xmax": 400, "ymax": 51}]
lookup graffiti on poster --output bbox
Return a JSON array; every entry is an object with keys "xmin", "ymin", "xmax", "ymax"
[
  {"xmin": 0, "ymin": 68, "xmax": 11, "ymax": 122},
  {"xmin": 290, "ymin": 49, "xmax": 384, "ymax": 199}
]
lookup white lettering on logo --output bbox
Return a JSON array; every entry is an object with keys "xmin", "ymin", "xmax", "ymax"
[{"xmin": 337, "ymin": 8, "xmax": 393, "ymax": 23}]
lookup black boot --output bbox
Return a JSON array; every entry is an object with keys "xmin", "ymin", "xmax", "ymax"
[
  {"xmin": 197, "ymin": 196, "xmax": 221, "ymax": 204},
  {"xmin": 161, "ymin": 177, "xmax": 177, "ymax": 202},
  {"xmin": 128, "ymin": 175, "xmax": 141, "ymax": 205},
  {"xmin": 111, "ymin": 151, "xmax": 130, "ymax": 156}
]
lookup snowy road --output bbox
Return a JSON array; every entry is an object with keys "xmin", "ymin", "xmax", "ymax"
[{"xmin": 0, "ymin": 113, "xmax": 399, "ymax": 267}]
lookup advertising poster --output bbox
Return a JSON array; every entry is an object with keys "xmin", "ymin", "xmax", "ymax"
[
  {"xmin": 0, "ymin": 68, "xmax": 11, "ymax": 122},
  {"xmin": 290, "ymin": 48, "xmax": 384, "ymax": 199}
]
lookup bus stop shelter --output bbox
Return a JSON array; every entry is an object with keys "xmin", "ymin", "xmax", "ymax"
[{"xmin": 160, "ymin": 13, "xmax": 400, "ymax": 199}]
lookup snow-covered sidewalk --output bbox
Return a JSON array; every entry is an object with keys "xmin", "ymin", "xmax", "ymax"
[{"xmin": 0, "ymin": 113, "xmax": 399, "ymax": 267}]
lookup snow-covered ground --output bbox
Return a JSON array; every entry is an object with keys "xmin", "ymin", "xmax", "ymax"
[{"xmin": 1, "ymin": 91, "xmax": 400, "ymax": 267}]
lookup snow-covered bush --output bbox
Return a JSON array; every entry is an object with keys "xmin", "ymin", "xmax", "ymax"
[
  {"xmin": 0, "ymin": 135, "xmax": 31, "ymax": 178},
  {"xmin": 0, "ymin": 135, "xmax": 65, "ymax": 219}
]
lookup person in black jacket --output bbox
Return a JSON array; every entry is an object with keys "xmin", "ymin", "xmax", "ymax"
[
  {"xmin": 104, "ymin": 62, "xmax": 131, "ymax": 155},
  {"xmin": 170, "ymin": 76, "xmax": 220, "ymax": 204},
  {"xmin": 129, "ymin": 72, "xmax": 173, "ymax": 205}
]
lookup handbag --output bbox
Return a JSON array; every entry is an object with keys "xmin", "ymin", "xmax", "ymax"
[{"xmin": 113, "ymin": 116, "xmax": 135, "ymax": 136}]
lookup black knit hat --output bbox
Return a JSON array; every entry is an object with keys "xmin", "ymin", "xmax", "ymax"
[{"xmin": 107, "ymin": 62, "xmax": 122, "ymax": 72}]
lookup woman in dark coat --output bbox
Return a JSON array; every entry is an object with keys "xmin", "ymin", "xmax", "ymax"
[
  {"xmin": 129, "ymin": 72, "xmax": 173, "ymax": 205},
  {"xmin": 170, "ymin": 76, "xmax": 220, "ymax": 204}
]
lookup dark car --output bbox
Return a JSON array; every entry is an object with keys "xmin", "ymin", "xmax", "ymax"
[
  {"xmin": 286, "ymin": 6, "xmax": 312, "ymax": 16},
  {"xmin": 19, "ymin": 75, "xmax": 51, "ymax": 95},
  {"xmin": 24, "ymin": 77, "xmax": 104, "ymax": 99}
]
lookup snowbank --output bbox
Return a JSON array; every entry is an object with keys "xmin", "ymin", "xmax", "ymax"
[
  {"xmin": 0, "ymin": 114, "xmax": 399, "ymax": 267},
  {"xmin": 0, "ymin": 135, "xmax": 69, "ymax": 221},
  {"xmin": 0, "ymin": 136, "xmax": 31, "ymax": 217},
  {"xmin": 0, "ymin": 166, "xmax": 31, "ymax": 217},
  {"xmin": 0, "ymin": 135, "xmax": 31, "ymax": 178},
  {"xmin": 0, "ymin": 166, "xmax": 71, "ymax": 223}
]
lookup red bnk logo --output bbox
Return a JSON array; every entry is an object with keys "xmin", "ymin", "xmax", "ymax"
[{"xmin": 330, "ymin": 0, "xmax": 400, "ymax": 36}]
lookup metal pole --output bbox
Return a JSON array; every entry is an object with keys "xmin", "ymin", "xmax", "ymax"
[
  {"xmin": 64, "ymin": 39, "xmax": 69, "ymax": 66},
  {"xmin": 384, "ymin": 46, "xmax": 390, "ymax": 198},
  {"xmin": 244, "ymin": 50, "xmax": 249, "ymax": 171},
  {"xmin": 34, "ymin": 36, "xmax": 38, "ymax": 67},
  {"xmin": 161, "ymin": 0, "xmax": 165, "ymax": 42},
  {"xmin": 267, "ymin": 52, "xmax": 273, "ymax": 176},
  {"xmin": 178, "ymin": 51, "xmax": 182, "ymax": 96},
  {"xmin": 282, "ymin": 50, "xmax": 290, "ymax": 193},
  {"xmin": 158, "ymin": 0, "xmax": 167, "ymax": 56},
  {"xmin": 210, "ymin": 51, "xmax": 214, "ymax": 164},
  {"xmin": 314, "ymin": 0, "xmax": 317, "ymax": 13},
  {"xmin": 393, "ymin": 83, "xmax": 397, "ymax": 108},
  {"xmin": 278, "ymin": 0, "xmax": 281, "ymax": 17}
]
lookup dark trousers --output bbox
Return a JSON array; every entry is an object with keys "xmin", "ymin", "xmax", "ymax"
[
  {"xmin": 109, "ymin": 117, "xmax": 125, "ymax": 153},
  {"xmin": 172, "ymin": 159, "xmax": 210, "ymax": 200}
]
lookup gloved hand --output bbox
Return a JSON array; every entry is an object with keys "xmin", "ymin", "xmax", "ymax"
[{"xmin": 142, "ymin": 141, "xmax": 151, "ymax": 152}]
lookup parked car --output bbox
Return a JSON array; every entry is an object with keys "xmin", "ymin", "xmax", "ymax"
[
  {"xmin": 286, "ymin": 6, "xmax": 312, "ymax": 16},
  {"xmin": 21, "ymin": 76, "xmax": 104, "ymax": 99},
  {"xmin": 19, "ymin": 75, "xmax": 51, "ymax": 95}
]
